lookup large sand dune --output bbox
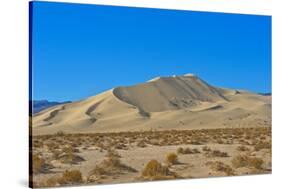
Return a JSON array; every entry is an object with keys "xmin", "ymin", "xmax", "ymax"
[{"xmin": 32, "ymin": 74, "xmax": 271, "ymax": 135}]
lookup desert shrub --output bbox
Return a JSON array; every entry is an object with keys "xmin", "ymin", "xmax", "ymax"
[
  {"xmin": 247, "ymin": 157, "xmax": 264, "ymax": 169},
  {"xmin": 182, "ymin": 147, "xmax": 193, "ymax": 154},
  {"xmin": 32, "ymin": 140, "xmax": 43, "ymax": 148},
  {"xmin": 177, "ymin": 147, "xmax": 200, "ymax": 155},
  {"xmin": 58, "ymin": 170, "xmax": 83, "ymax": 184},
  {"xmin": 57, "ymin": 146, "xmax": 85, "ymax": 164},
  {"xmin": 236, "ymin": 145, "xmax": 250, "ymax": 152},
  {"xmin": 56, "ymin": 131, "xmax": 66, "ymax": 136},
  {"xmin": 105, "ymin": 149, "xmax": 121, "ymax": 159},
  {"xmin": 115, "ymin": 143, "xmax": 127, "ymax": 150},
  {"xmin": 32, "ymin": 154, "xmax": 47, "ymax": 174},
  {"xmin": 216, "ymin": 139, "xmax": 224, "ymax": 144},
  {"xmin": 141, "ymin": 160, "xmax": 177, "ymax": 180},
  {"xmin": 137, "ymin": 140, "xmax": 147, "ymax": 148},
  {"xmin": 208, "ymin": 150, "xmax": 229, "ymax": 157},
  {"xmin": 45, "ymin": 176, "xmax": 59, "ymax": 187},
  {"xmin": 206, "ymin": 161, "xmax": 235, "ymax": 176},
  {"xmin": 231, "ymin": 155, "xmax": 248, "ymax": 168},
  {"xmin": 59, "ymin": 152, "xmax": 85, "ymax": 164},
  {"xmin": 45, "ymin": 141, "xmax": 60, "ymax": 150},
  {"xmin": 202, "ymin": 146, "xmax": 211, "ymax": 152},
  {"xmin": 192, "ymin": 148, "xmax": 201, "ymax": 154},
  {"xmin": 190, "ymin": 140, "xmax": 202, "ymax": 145},
  {"xmin": 231, "ymin": 155, "xmax": 264, "ymax": 169},
  {"xmin": 166, "ymin": 153, "xmax": 178, "ymax": 164},
  {"xmin": 177, "ymin": 147, "xmax": 184, "ymax": 154},
  {"xmin": 88, "ymin": 154, "xmax": 136, "ymax": 182},
  {"xmin": 254, "ymin": 141, "xmax": 271, "ymax": 151}
]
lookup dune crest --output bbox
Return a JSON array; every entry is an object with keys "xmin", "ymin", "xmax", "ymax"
[
  {"xmin": 32, "ymin": 74, "xmax": 271, "ymax": 135},
  {"xmin": 113, "ymin": 74, "xmax": 227, "ymax": 112}
]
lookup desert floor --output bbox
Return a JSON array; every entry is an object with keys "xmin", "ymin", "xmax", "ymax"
[{"xmin": 31, "ymin": 127, "xmax": 271, "ymax": 188}]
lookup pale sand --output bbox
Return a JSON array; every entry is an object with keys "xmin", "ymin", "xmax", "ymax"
[{"xmin": 32, "ymin": 74, "xmax": 271, "ymax": 135}]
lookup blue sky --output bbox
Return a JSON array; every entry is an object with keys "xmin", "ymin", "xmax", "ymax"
[{"xmin": 31, "ymin": 2, "xmax": 271, "ymax": 102}]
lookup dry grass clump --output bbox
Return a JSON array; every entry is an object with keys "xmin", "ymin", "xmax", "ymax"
[
  {"xmin": 115, "ymin": 143, "xmax": 128, "ymax": 150},
  {"xmin": 32, "ymin": 140, "xmax": 43, "ymax": 148},
  {"xmin": 177, "ymin": 147, "xmax": 200, "ymax": 154},
  {"xmin": 141, "ymin": 160, "xmax": 178, "ymax": 180},
  {"xmin": 231, "ymin": 155, "xmax": 264, "ymax": 169},
  {"xmin": 254, "ymin": 141, "xmax": 271, "ymax": 151},
  {"xmin": 236, "ymin": 145, "xmax": 250, "ymax": 152},
  {"xmin": 55, "ymin": 130, "xmax": 66, "ymax": 137},
  {"xmin": 56, "ymin": 147, "xmax": 85, "ymax": 164},
  {"xmin": 44, "ymin": 176, "xmax": 59, "ymax": 187},
  {"xmin": 105, "ymin": 149, "xmax": 121, "ymax": 159},
  {"xmin": 87, "ymin": 150, "xmax": 136, "ymax": 182},
  {"xmin": 45, "ymin": 170, "xmax": 83, "ymax": 187},
  {"xmin": 45, "ymin": 141, "xmax": 60, "ymax": 150},
  {"xmin": 166, "ymin": 153, "xmax": 178, "ymax": 165},
  {"xmin": 32, "ymin": 154, "xmax": 49, "ymax": 174},
  {"xmin": 207, "ymin": 150, "xmax": 229, "ymax": 157},
  {"xmin": 137, "ymin": 140, "xmax": 147, "ymax": 148},
  {"xmin": 59, "ymin": 170, "xmax": 83, "ymax": 184},
  {"xmin": 177, "ymin": 147, "xmax": 184, "ymax": 154},
  {"xmin": 216, "ymin": 139, "xmax": 224, "ymax": 144},
  {"xmin": 202, "ymin": 146, "xmax": 211, "ymax": 152},
  {"xmin": 206, "ymin": 161, "xmax": 235, "ymax": 176}
]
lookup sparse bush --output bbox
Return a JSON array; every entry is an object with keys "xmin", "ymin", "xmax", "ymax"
[
  {"xmin": 141, "ymin": 160, "xmax": 177, "ymax": 180},
  {"xmin": 202, "ymin": 146, "xmax": 211, "ymax": 152},
  {"xmin": 115, "ymin": 143, "xmax": 127, "ymax": 150},
  {"xmin": 45, "ymin": 176, "xmax": 59, "ymax": 187},
  {"xmin": 137, "ymin": 140, "xmax": 147, "ymax": 148},
  {"xmin": 58, "ymin": 170, "xmax": 83, "ymax": 184},
  {"xmin": 105, "ymin": 149, "xmax": 121, "ymax": 159},
  {"xmin": 206, "ymin": 161, "xmax": 235, "ymax": 176},
  {"xmin": 208, "ymin": 150, "xmax": 228, "ymax": 157},
  {"xmin": 254, "ymin": 141, "xmax": 271, "ymax": 151},
  {"xmin": 32, "ymin": 154, "xmax": 46, "ymax": 174},
  {"xmin": 56, "ymin": 131, "xmax": 66, "ymax": 136},
  {"xmin": 216, "ymin": 139, "xmax": 224, "ymax": 144},
  {"xmin": 231, "ymin": 155, "xmax": 248, "ymax": 168},
  {"xmin": 166, "ymin": 153, "xmax": 178, "ymax": 164},
  {"xmin": 248, "ymin": 157, "xmax": 264, "ymax": 169},
  {"xmin": 142, "ymin": 160, "xmax": 168, "ymax": 177},
  {"xmin": 231, "ymin": 155, "xmax": 264, "ymax": 169},
  {"xmin": 192, "ymin": 148, "xmax": 200, "ymax": 154},
  {"xmin": 190, "ymin": 140, "xmax": 202, "ymax": 145},
  {"xmin": 177, "ymin": 147, "xmax": 200, "ymax": 155},
  {"xmin": 236, "ymin": 145, "xmax": 250, "ymax": 152},
  {"xmin": 88, "ymin": 154, "xmax": 136, "ymax": 181},
  {"xmin": 57, "ymin": 146, "xmax": 85, "ymax": 164},
  {"xmin": 177, "ymin": 147, "xmax": 184, "ymax": 154}
]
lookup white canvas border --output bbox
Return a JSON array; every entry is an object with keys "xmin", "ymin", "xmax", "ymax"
[
  {"xmin": 34, "ymin": 0, "xmax": 272, "ymax": 15},
  {"xmin": 0, "ymin": 0, "xmax": 279, "ymax": 189}
]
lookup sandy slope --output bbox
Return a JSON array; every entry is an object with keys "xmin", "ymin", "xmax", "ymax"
[{"xmin": 32, "ymin": 74, "xmax": 271, "ymax": 135}]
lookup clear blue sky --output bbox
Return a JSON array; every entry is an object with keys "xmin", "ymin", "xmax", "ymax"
[{"xmin": 31, "ymin": 2, "xmax": 271, "ymax": 102}]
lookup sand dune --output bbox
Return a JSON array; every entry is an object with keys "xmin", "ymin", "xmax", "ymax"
[
  {"xmin": 32, "ymin": 74, "xmax": 271, "ymax": 135},
  {"xmin": 113, "ymin": 74, "xmax": 227, "ymax": 112}
]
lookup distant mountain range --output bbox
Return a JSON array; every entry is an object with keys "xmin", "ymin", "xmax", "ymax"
[
  {"xmin": 259, "ymin": 93, "xmax": 272, "ymax": 96},
  {"xmin": 32, "ymin": 100, "xmax": 71, "ymax": 114}
]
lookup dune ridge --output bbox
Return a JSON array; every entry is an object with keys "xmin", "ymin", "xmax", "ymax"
[
  {"xmin": 113, "ymin": 74, "xmax": 227, "ymax": 112},
  {"xmin": 32, "ymin": 74, "xmax": 271, "ymax": 135}
]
